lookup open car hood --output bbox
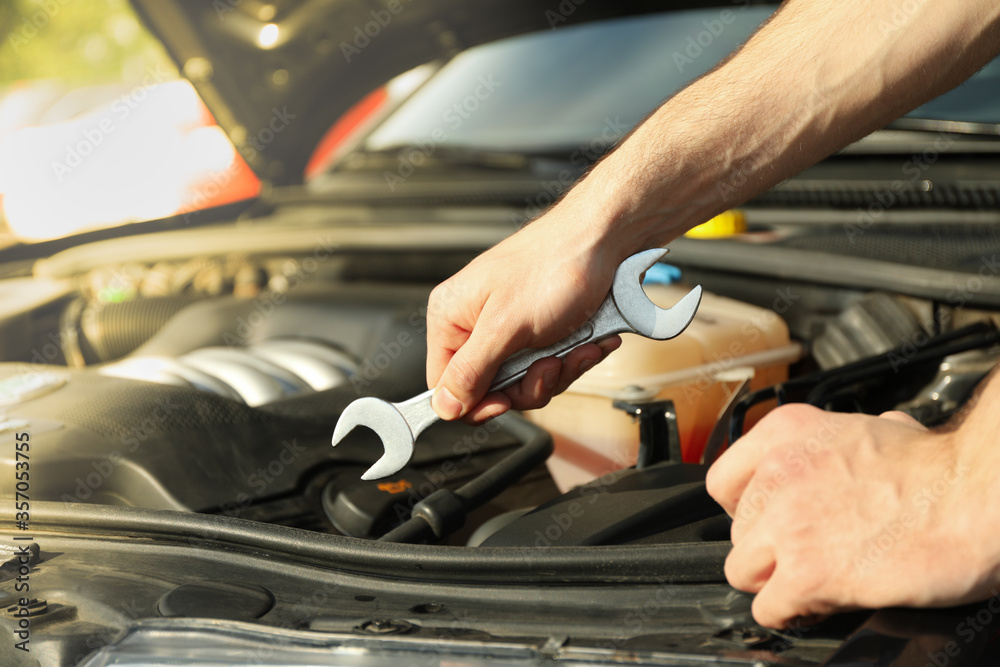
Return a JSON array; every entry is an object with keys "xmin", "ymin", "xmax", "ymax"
[{"xmin": 129, "ymin": 0, "xmax": 734, "ymax": 186}]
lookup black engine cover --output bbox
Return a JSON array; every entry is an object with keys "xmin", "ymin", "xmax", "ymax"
[{"xmin": 0, "ymin": 285, "xmax": 520, "ymax": 512}]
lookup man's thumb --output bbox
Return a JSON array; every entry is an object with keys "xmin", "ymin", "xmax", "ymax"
[{"xmin": 431, "ymin": 325, "xmax": 511, "ymax": 420}]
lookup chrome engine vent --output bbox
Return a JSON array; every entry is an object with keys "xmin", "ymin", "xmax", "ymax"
[{"xmin": 100, "ymin": 339, "xmax": 358, "ymax": 406}]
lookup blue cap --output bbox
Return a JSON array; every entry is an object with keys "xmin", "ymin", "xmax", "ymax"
[{"xmin": 642, "ymin": 263, "xmax": 682, "ymax": 285}]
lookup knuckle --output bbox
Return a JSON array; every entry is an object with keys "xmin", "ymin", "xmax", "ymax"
[
  {"xmin": 484, "ymin": 306, "xmax": 520, "ymax": 343},
  {"xmin": 752, "ymin": 597, "xmax": 791, "ymax": 630},
  {"xmin": 783, "ymin": 565, "xmax": 823, "ymax": 603},
  {"xmin": 704, "ymin": 465, "xmax": 727, "ymax": 502},
  {"xmin": 519, "ymin": 395, "xmax": 551, "ymax": 411},
  {"xmin": 757, "ymin": 403, "xmax": 817, "ymax": 434},
  {"xmin": 735, "ymin": 489, "xmax": 766, "ymax": 523},
  {"xmin": 757, "ymin": 450, "xmax": 790, "ymax": 481},
  {"xmin": 723, "ymin": 550, "xmax": 753, "ymax": 592},
  {"xmin": 428, "ymin": 281, "xmax": 456, "ymax": 313},
  {"xmin": 446, "ymin": 354, "xmax": 481, "ymax": 394}
]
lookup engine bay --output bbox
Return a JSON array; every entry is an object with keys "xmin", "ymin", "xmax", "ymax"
[
  {"xmin": 3, "ymin": 219, "xmax": 999, "ymax": 551},
  {"xmin": 2, "ymin": 216, "xmax": 1000, "ymax": 665}
]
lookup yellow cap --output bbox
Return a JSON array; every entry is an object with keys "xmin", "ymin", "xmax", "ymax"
[{"xmin": 685, "ymin": 210, "xmax": 747, "ymax": 239}]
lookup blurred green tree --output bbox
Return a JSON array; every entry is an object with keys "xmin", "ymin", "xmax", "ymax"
[{"xmin": 0, "ymin": 0, "xmax": 176, "ymax": 88}]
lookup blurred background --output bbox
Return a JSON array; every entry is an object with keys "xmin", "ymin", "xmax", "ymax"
[{"xmin": 0, "ymin": 0, "xmax": 261, "ymax": 245}]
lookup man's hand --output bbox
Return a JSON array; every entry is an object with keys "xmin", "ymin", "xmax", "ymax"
[
  {"xmin": 706, "ymin": 403, "xmax": 998, "ymax": 629},
  {"xmin": 426, "ymin": 207, "xmax": 627, "ymax": 423}
]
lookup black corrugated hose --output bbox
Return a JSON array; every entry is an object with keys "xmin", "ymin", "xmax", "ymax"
[{"xmin": 379, "ymin": 413, "xmax": 553, "ymax": 544}]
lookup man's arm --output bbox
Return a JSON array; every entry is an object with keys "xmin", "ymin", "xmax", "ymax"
[{"xmin": 425, "ymin": 0, "xmax": 1000, "ymax": 423}]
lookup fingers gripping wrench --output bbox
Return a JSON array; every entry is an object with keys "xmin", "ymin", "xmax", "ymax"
[{"xmin": 331, "ymin": 248, "xmax": 703, "ymax": 480}]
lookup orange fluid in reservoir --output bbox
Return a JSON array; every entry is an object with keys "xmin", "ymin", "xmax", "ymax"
[{"xmin": 525, "ymin": 283, "xmax": 797, "ymax": 492}]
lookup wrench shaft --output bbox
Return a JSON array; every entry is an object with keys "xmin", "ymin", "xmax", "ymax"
[
  {"xmin": 402, "ymin": 298, "xmax": 625, "ymax": 441},
  {"xmin": 489, "ymin": 297, "xmax": 627, "ymax": 392},
  {"xmin": 397, "ymin": 389, "xmax": 439, "ymax": 439}
]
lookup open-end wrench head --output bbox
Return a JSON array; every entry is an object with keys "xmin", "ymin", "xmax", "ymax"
[
  {"xmin": 331, "ymin": 397, "xmax": 415, "ymax": 480},
  {"xmin": 612, "ymin": 248, "xmax": 703, "ymax": 340}
]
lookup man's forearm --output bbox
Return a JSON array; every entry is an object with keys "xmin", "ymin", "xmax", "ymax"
[{"xmin": 565, "ymin": 0, "xmax": 1000, "ymax": 260}]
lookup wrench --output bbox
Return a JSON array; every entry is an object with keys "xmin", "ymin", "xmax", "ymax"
[{"xmin": 331, "ymin": 248, "xmax": 702, "ymax": 480}]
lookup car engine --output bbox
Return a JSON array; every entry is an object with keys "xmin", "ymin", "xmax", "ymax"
[{"xmin": 3, "ymin": 224, "xmax": 998, "ymax": 551}]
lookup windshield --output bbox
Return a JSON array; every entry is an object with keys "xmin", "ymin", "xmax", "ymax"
[
  {"xmin": 364, "ymin": 7, "xmax": 1000, "ymax": 157},
  {"xmin": 909, "ymin": 57, "xmax": 1000, "ymax": 124}
]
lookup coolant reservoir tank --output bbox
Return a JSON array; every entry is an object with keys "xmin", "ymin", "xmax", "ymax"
[{"xmin": 526, "ymin": 283, "xmax": 798, "ymax": 492}]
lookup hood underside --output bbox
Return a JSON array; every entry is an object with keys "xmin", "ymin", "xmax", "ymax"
[{"xmin": 130, "ymin": 0, "xmax": 747, "ymax": 186}]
